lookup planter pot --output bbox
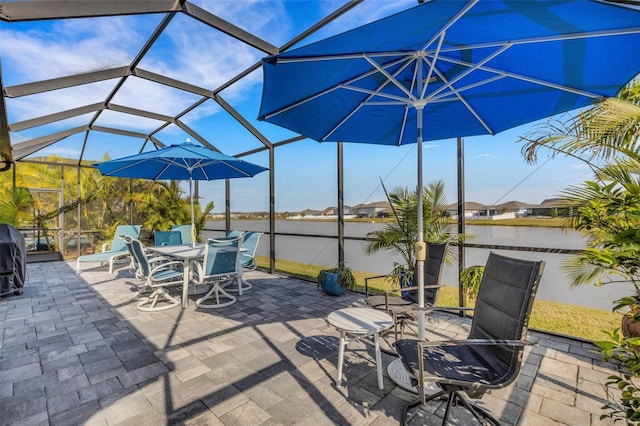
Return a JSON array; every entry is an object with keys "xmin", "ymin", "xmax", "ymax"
[{"xmin": 321, "ymin": 272, "xmax": 346, "ymax": 296}]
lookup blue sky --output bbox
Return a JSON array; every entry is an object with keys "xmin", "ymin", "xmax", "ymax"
[{"xmin": 0, "ymin": 0, "xmax": 598, "ymax": 213}]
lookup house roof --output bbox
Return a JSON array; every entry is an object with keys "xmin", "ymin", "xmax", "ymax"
[{"xmin": 445, "ymin": 201, "xmax": 487, "ymax": 210}]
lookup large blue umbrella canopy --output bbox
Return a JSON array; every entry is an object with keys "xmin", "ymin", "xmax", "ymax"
[
  {"xmin": 95, "ymin": 143, "xmax": 268, "ymax": 245},
  {"xmin": 258, "ymin": 0, "xmax": 640, "ymax": 339}
]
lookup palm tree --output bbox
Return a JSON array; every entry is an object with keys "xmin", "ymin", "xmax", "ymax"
[
  {"xmin": 519, "ymin": 79, "xmax": 640, "ymax": 290},
  {"xmin": 138, "ymin": 180, "xmax": 214, "ymax": 242}
]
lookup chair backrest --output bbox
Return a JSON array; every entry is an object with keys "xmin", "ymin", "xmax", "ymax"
[
  {"xmin": 202, "ymin": 236, "xmax": 243, "ymax": 278},
  {"xmin": 171, "ymin": 225, "xmax": 192, "ymax": 244},
  {"xmin": 155, "ymin": 230, "xmax": 182, "ymax": 246},
  {"xmin": 129, "ymin": 238, "xmax": 151, "ymax": 278},
  {"xmin": 468, "ymin": 252, "xmax": 545, "ymax": 382},
  {"xmin": 111, "ymin": 225, "xmax": 141, "ymax": 252},
  {"xmin": 226, "ymin": 230, "xmax": 243, "ymax": 238},
  {"xmin": 241, "ymin": 231, "xmax": 262, "ymax": 257},
  {"xmin": 404, "ymin": 242, "xmax": 447, "ymax": 305},
  {"xmin": 121, "ymin": 235, "xmax": 140, "ymax": 270}
]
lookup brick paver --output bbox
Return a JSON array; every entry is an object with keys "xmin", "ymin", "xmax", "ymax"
[{"xmin": 0, "ymin": 260, "xmax": 621, "ymax": 425}]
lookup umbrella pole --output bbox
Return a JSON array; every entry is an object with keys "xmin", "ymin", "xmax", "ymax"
[
  {"xmin": 416, "ymin": 57, "xmax": 426, "ymax": 341},
  {"xmin": 189, "ymin": 174, "xmax": 196, "ymax": 248},
  {"xmin": 416, "ymin": 105, "xmax": 426, "ymax": 341}
]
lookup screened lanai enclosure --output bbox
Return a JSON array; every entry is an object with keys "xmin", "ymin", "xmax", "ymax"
[
  {"xmin": 0, "ymin": 0, "xmax": 373, "ymax": 268},
  {"xmin": 1, "ymin": 0, "xmax": 640, "ymax": 339}
]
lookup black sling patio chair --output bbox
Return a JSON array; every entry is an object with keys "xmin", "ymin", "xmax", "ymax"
[
  {"xmin": 395, "ymin": 252, "xmax": 545, "ymax": 425},
  {"xmin": 365, "ymin": 242, "xmax": 448, "ymax": 341}
]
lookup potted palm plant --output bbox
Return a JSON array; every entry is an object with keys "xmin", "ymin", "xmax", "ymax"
[
  {"xmin": 364, "ymin": 179, "xmax": 458, "ymax": 290},
  {"xmin": 317, "ymin": 261, "xmax": 356, "ymax": 296}
]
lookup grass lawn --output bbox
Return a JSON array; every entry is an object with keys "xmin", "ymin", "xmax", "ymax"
[{"xmin": 257, "ymin": 256, "xmax": 621, "ymax": 342}]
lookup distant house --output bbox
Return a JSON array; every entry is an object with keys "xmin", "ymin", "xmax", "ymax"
[
  {"xmin": 350, "ymin": 201, "xmax": 390, "ymax": 218},
  {"xmin": 445, "ymin": 201, "xmax": 488, "ymax": 219},
  {"xmin": 529, "ymin": 198, "xmax": 571, "ymax": 217},
  {"xmin": 447, "ymin": 200, "xmax": 541, "ymax": 219},
  {"xmin": 484, "ymin": 201, "xmax": 534, "ymax": 219},
  {"xmin": 299, "ymin": 208, "xmax": 323, "ymax": 217},
  {"xmin": 321, "ymin": 205, "xmax": 352, "ymax": 216}
]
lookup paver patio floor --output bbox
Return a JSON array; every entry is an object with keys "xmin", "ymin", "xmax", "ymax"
[{"xmin": 0, "ymin": 260, "xmax": 620, "ymax": 425}]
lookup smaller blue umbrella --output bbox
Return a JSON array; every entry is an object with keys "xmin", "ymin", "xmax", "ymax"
[{"xmin": 95, "ymin": 143, "xmax": 268, "ymax": 246}]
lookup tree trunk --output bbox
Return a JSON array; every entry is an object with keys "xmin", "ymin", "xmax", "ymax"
[{"xmin": 621, "ymin": 309, "xmax": 640, "ymax": 337}]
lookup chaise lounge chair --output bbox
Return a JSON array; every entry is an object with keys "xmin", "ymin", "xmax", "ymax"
[{"xmin": 76, "ymin": 225, "xmax": 141, "ymax": 274}]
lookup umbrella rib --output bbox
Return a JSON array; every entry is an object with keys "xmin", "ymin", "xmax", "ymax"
[
  {"xmin": 338, "ymin": 85, "xmax": 413, "ymax": 104},
  {"xmin": 432, "ymin": 27, "xmax": 640, "ymax": 56},
  {"xmin": 429, "ymin": 74, "xmax": 507, "ymax": 103},
  {"xmin": 274, "ymin": 50, "xmax": 429, "ymax": 64},
  {"xmin": 397, "ymin": 107, "xmax": 409, "ymax": 146},
  {"xmin": 156, "ymin": 162, "xmax": 174, "ymax": 180},
  {"xmin": 264, "ymin": 52, "xmax": 407, "ymax": 120},
  {"xmin": 420, "ymin": 0, "xmax": 480, "ymax": 53},
  {"xmin": 436, "ymin": 55, "xmax": 604, "ymax": 99},
  {"xmin": 262, "ymin": 55, "xmax": 410, "ymax": 120},
  {"xmin": 363, "ymin": 55, "xmax": 417, "ymax": 102},
  {"xmin": 322, "ymin": 56, "xmax": 417, "ymax": 141},
  {"xmin": 425, "ymin": 43, "xmax": 512, "ymax": 102},
  {"xmin": 420, "ymin": 32, "xmax": 446, "ymax": 100},
  {"xmin": 104, "ymin": 159, "xmax": 148, "ymax": 176},
  {"xmin": 426, "ymin": 59, "xmax": 494, "ymax": 134}
]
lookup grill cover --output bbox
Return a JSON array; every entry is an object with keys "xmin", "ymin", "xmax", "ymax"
[{"xmin": 0, "ymin": 223, "xmax": 26, "ymax": 296}]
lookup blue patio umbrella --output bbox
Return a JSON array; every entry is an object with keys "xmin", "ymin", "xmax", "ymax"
[
  {"xmin": 258, "ymin": 0, "xmax": 640, "ymax": 339},
  {"xmin": 95, "ymin": 143, "xmax": 268, "ymax": 246}
]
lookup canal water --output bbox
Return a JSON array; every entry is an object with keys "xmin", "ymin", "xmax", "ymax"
[{"xmin": 204, "ymin": 219, "xmax": 632, "ymax": 311}]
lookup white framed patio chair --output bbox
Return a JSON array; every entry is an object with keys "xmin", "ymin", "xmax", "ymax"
[
  {"xmin": 76, "ymin": 225, "xmax": 141, "ymax": 274},
  {"xmin": 130, "ymin": 238, "xmax": 184, "ymax": 312},
  {"xmin": 238, "ymin": 231, "xmax": 262, "ymax": 271},
  {"xmin": 193, "ymin": 235, "xmax": 243, "ymax": 309},
  {"xmin": 121, "ymin": 235, "xmax": 170, "ymax": 300},
  {"xmin": 224, "ymin": 231, "xmax": 261, "ymax": 293}
]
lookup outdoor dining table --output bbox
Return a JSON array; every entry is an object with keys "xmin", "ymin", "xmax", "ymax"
[{"xmin": 146, "ymin": 243, "xmax": 246, "ymax": 309}]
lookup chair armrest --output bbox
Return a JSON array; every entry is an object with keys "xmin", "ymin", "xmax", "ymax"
[
  {"xmin": 417, "ymin": 338, "xmax": 534, "ymax": 349},
  {"xmin": 364, "ymin": 274, "xmax": 394, "ymax": 297},
  {"xmin": 190, "ymin": 260, "xmax": 204, "ymax": 284},
  {"xmin": 150, "ymin": 260, "xmax": 184, "ymax": 276},
  {"xmin": 411, "ymin": 305, "xmax": 475, "ymax": 313},
  {"xmin": 385, "ymin": 284, "xmax": 443, "ymax": 295},
  {"xmin": 148, "ymin": 255, "xmax": 169, "ymax": 264}
]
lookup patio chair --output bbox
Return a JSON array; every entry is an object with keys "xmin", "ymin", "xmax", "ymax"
[
  {"xmin": 238, "ymin": 231, "xmax": 262, "ymax": 270},
  {"xmin": 171, "ymin": 224, "xmax": 192, "ymax": 245},
  {"xmin": 365, "ymin": 242, "xmax": 447, "ymax": 341},
  {"xmin": 395, "ymin": 252, "xmax": 545, "ymax": 425},
  {"xmin": 121, "ymin": 235, "xmax": 170, "ymax": 299},
  {"xmin": 224, "ymin": 231, "xmax": 262, "ymax": 293},
  {"xmin": 193, "ymin": 235, "xmax": 243, "ymax": 309},
  {"xmin": 76, "ymin": 225, "xmax": 141, "ymax": 274},
  {"xmin": 226, "ymin": 230, "xmax": 243, "ymax": 238},
  {"xmin": 154, "ymin": 230, "xmax": 182, "ymax": 246},
  {"xmin": 130, "ymin": 238, "xmax": 184, "ymax": 312}
]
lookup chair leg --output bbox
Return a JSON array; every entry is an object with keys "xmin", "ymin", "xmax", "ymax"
[
  {"xmin": 402, "ymin": 389, "xmax": 500, "ymax": 426},
  {"xmin": 402, "ymin": 390, "xmax": 446, "ymax": 426},
  {"xmin": 450, "ymin": 391, "xmax": 500, "ymax": 425},
  {"xmin": 223, "ymin": 274, "xmax": 252, "ymax": 294},
  {"xmin": 137, "ymin": 288, "xmax": 181, "ymax": 311},
  {"xmin": 195, "ymin": 283, "xmax": 236, "ymax": 309}
]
